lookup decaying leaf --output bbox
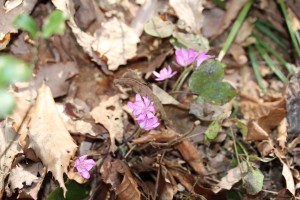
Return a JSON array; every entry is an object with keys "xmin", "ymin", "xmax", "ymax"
[
  {"xmin": 171, "ymin": 32, "xmax": 209, "ymax": 52},
  {"xmin": 0, "ymin": 0, "xmax": 38, "ymax": 40},
  {"xmin": 92, "ymin": 17, "xmax": 140, "ymax": 71},
  {"xmin": 91, "ymin": 95, "xmax": 126, "ymax": 152},
  {"xmin": 176, "ymin": 140, "xmax": 206, "ymax": 176},
  {"xmin": 101, "ymin": 157, "xmax": 141, "ymax": 200},
  {"xmin": 5, "ymin": 162, "xmax": 45, "ymax": 198},
  {"xmin": 28, "ymin": 84, "xmax": 77, "ymax": 196},
  {"xmin": 0, "ymin": 121, "xmax": 23, "ymax": 199},
  {"xmin": 277, "ymin": 118, "xmax": 288, "ymax": 150},
  {"xmin": 156, "ymin": 165, "xmax": 177, "ymax": 200},
  {"xmin": 144, "ymin": 16, "xmax": 173, "ymax": 38},
  {"xmin": 247, "ymin": 121, "xmax": 269, "ymax": 141},
  {"xmin": 132, "ymin": 128, "xmax": 178, "ymax": 144},
  {"xmin": 169, "ymin": 0, "xmax": 204, "ymax": 34},
  {"xmin": 213, "ymin": 161, "xmax": 247, "ymax": 193},
  {"xmin": 151, "ymin": 84, "xmax": 179, "ymax": 105},
  {"xmin": 243, "ymin": 168, "xmax": 264, "ymax": 195}
]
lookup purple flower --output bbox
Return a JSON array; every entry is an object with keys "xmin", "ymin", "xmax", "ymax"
[
  {"xmin": 196, "ymin": 52, "xmax": 213, "ymax": 69},
  {"xmin": 137, "ymin": 116, "xmax": 160, "ymax": 131},
  {"xmin": 74, "ymin": 155, "xmax": 96, "ymax": 179},
  {"xmin": 153, "ymin": 66, "xmax": 177, "ymax": 81},
  {"xmin": 128, "ymin": 94, "xmax": 155, "ymax": 120},
  {"xmin": 175, "ymin": 48, "xmax": 198, "ymax": 67}
]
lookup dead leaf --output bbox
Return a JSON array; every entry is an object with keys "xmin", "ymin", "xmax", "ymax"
[
  {"xmin": 257, "ymin": 140, "xmax": 274, "ymax": 157},
  {"xmin": 132, "ymin": 128, "xmax": 178, "ymax": 144},
  {"xmin": 234, "ymin": 17, "xmax": 254, "ymax": 45},
  {"xmin": 212, "ymin": 161, "xmax": 247, "ymax": 193},
  {"xmin": 151, "ymin": 84, "xmax": 179, "ymax": 105},
  {"xmin": 90, "ymin": 95, "xmax": 126, "ymax": 152},
  {"xmin": 35, "ymin": 62, "xmax": 79, "ymax": 98},
  {"xmin": 0, "ymin": 0, "xmax": 37, "ymax": 40},
  {"xmin": 92, "ymin": 17, "xmax": 140, "ymax": 71},
  {"xmin": 169, "ymin": 0, "xmax": 204, "ymax": 34},
  {"xmin": 176, "ymin": 140, "xmax": 206, "ymax": 176},
  {"xmin": 212, "ymin": 0, "xmax": 248, "ymax": 38},
  {"xmin": 229, "ymin": 43, "xmax": 247, "ymax": 65},
  {"xmin": 28, "ymin": 84, "xmax": 77, "ymax": 196},
  {"xmin": 0, "ymin": 33, "xmax": 10, "ymax": 50},
  {"xmin": 101, "ymin": 156, "xmax": 141, "ymax": 200},
  {"xmin": 202, "ymin": 7, "xmax": 224, "ymax": 38},
  {"xmin": 247, "ymin": 121, "xmax": 269, "ymax": 141},
  {"xmin": 156, "ymin": 165, "xmax": 177, "ymax": 200},
  {"xmin": 0, "ymin": 121, "xmax": 23, "ymax": 199},
  {"xmin": 277, "ymin": 118, "xmax": 288, "ymax": 151}
]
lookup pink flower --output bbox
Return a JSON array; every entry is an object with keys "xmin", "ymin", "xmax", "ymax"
[
  {"xmin": 153, "ymin": 66, "xmax": 177, "ymax": 81},
  {"xmin": 137, "ymin": 116, "xmax": 160, "ymax": 131},
  {"xmin": 196, "ymin": 52, "xmax": 213, "ymax": 69},
  {"xmin": 175, "ymin": 48, "xmax": 198, "ymax": 67},
  {"xmin": 128, "ymin": 94, "xmax": 155, "ymax": 120},
  {"xmin": 74, "ymin": 155, "xmax": 96, "ymax": 179}
]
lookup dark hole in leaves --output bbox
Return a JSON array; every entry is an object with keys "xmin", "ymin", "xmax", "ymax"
[{"xmin": 106, "ymin": 106, "xmax": 115, "ymax": 111}]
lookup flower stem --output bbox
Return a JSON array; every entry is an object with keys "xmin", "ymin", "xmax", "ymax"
[
  {"xmin": 172, "ymin": 66, "xmax": 191, "ymax": 92},
  {"xmin": 217, "ymin": 0, "xmax": 253, "ymax": 61},
  {"xmin": 172, "ymin": 65, "xmax": 193, "ymax": 98},
  {"xmin": 163, "ymin": 79, "xmax": 168, "ymax": 91}
]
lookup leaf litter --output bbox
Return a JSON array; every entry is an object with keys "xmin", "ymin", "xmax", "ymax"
[{"xmin": 1, "ymin": 0, "xmax": 300, "ymax": 199}]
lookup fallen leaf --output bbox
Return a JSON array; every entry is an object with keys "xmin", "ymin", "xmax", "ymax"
[
  {"xmin": 247, "ymin": 121, "xmax": 269, "ymax": 141},
  {"xmin": 101, "ymin": 156, "xmax": 141, "ymax": 200},
  {"xmin": 92, "ymin": 17, "xmax": 140, "ymax": 71},
  {"xmin": 0, "ymin": 33, "xmax": 10, "ymax": 51},
  {"xmin": 176, "ymin": 140, "xmax": 206, "ymax": 176},
  {"xmin": 35, "ymin": 62, "xmax": 79, "ymax": 98},
  {"xmin": 156, "ymin": 165, "xmax": 177, "ymax": 200},
  {"xmin": 132, "ymin": 128, "xmax": 178, "ymax": 144},
  {"xmin": 212, "ymin": 0, "xmax": 248, "ymax": 38},
  {"xmin": 243, "ymin": 168, "xmax": 264, "ymax": 195},
  {"xmin": 212, "ymin": 161, "xmax": 247, "ymax": 193},
  {"xmin": 234, "ymin": 17, "xmax": 254, "ymax": 45},
  {"xmin": 171, "ymin": 31, "xmax": 209, "ymax": 52},
  {"xmin": 90, "ymin": 95, "xmax": 126, "ymax": 152},
  {"xmin": 288, "ymin": 8, "xmax": 300, "ymax": 31},
  {"xmin": 277, "ymin": 118, "xmax": 288, "ymax": 151},
  {"xmin": 202, "ymin": 7, "xmax": 224, "ymax": 38},
  {"xmin": 28, "ymin": 84, "xmax": 77, "ymax": 196},
  {"xmin": 169, "ymin": 0, "xmax": 204, "ymax": 34},
  {"xmin": 0, "ymin": 0, "xmax": 37, "ymax": 40},
  {"xmin": 229, "ymin": 43, "xmax": 247, "ymax": 65},
  {"xmin": 144, "ymin": 16, "xmax": 173, "ymax": 38},
  {"xmin": 0, "ymin": 121, "xmax": 23, "ymax": 199},
  {"xmin": 151, "ymin": 84, "xmax": 179, "ymax": 105},
  {"xmin": 257, "ymin": 140, "xmax": 274, "ymax": 157}
]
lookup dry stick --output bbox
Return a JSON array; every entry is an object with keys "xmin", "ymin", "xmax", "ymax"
[
  {"xmin": 153, "ymin": 152, "xmax": 165, "ymax": 200},
  {"xmin": 217, "ymin": 0, "xmax": 253, "ymax": 61},
  {"xmin": 230, "ymin": 127, "xmax": 244, "ymax": 176}
]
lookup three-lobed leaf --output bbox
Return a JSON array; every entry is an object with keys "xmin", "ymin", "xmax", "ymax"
[
  {"xmin": 189, "ymin": 60, "xmax": 236, "ymax": 105},
  {"xmin": 42, "ymin": 10, "xmax": 69, "ymax": 39},
  {"xmin": 14, "ymin": 14, "xmax": 38, "ymax": 40}
]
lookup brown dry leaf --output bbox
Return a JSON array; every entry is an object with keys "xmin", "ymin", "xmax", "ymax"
[
  {"xmin": 132, "ymin": 128, "xmax": 178, "ymax": 144},
  {"xmin": 35, "ymin": 62, "xmax": 79, "ymax": 98},
  {"xmin": 234, "ymin": 17, "xmax": 254, "ymax": 45},
  {"xmin": 151, "ymin": 84, "xmax": 180, "ymax": 105},
  {"xmin": 91, "ymin": 17, "xmax": 140, "ymax": 71},
  {"xmin": 90, "ymin": 95, "xmax": 126, "ymax": 152},
  {"xmin": 101, "ymin": 157, "xmax": 141, "ymax": 200},
  {"xmin": 53, "ymin": 0, "xmax": 139, "ymax": 71},
  {"xmin": 157, "ymin": 165, "xmax": 177, "ymax": 200},
  {"xmin": 169, "ymin": 0, "xmax": 204, "ymax": 34},
  {"xmin": 212, "ymin": 161, "xmax": 247, "ymax": 193},
  {"xmin": 213, "ymin": 0, "xmax": 248, "ymax": 38},
  {"xmin": 5, "ymin": 162, "xmax": 45, "ymax": 198},
  {"xmin": 257, "ymin": 140, "xmax": 274, "ymax": 157},
  {"xmin": 0, "ymin": 0, "xmax": 37, "ymax": 40},
  {"xmin": 0, "ymin": 121, "xmax": 23, "ymax": 199},
  {"xmin": 176, "ymin": 140, "xmax": 206, "ymax": 176},
  {"xmin": 288, "ymin": 8, "xmax": 300, "ymax": 31},
  {"xmin": 28, "ymin": 84, "xmax": 77, "ymax": 196},
  {"xmin": 229, "ymin": 43, "xmax": 247, "ymax": 65},
  {"xmin": 247, "ymin": 121, "xmax": 269, "ymax": 141},
  {"xmin": 277, "ymin": 118, "xmax": 288, "ymax": 150},
  {"xmin": 202, "ymin": 7, "xmax": 224, "ymax": 38},
  {"xmin": 0, "ymin": 33, "xmax": 10, "ymax": 50}
]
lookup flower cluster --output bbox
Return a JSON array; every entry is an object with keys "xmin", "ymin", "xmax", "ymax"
[
  {"xmin": 128, "ymin": 94, "xmax": 160, "ymax": 130},
  {"xmin": 175, "ymin": 48, "xmax": 213, "ymax": 69},
  {"xmin": 74, "ymin": 155, "xmax": 96, "ymax": 179}
]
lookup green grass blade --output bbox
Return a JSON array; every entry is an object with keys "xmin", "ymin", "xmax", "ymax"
[{"xmin": 247, "ymin": 46, "xmax": 265, "ymax": 91}]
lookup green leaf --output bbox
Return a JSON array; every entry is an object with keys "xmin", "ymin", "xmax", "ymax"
[
  {"xmin": 205, "ymin": 112, "xmax": 227, "ymax": 140},
  {"xmin": 144, "ymin": 16, "xmax": 173, "ymax": 38},
  {"xmin": 170, "ymin": 32, "xmax": 209, "ymax": 52},
  {"xmin": 47, "ymin": 180, "xmax": 90, "ymax": 200},
  {"xmin": 189, "ymin": 60, "xmax": 236, "ymax": 105},
  {"xmin": 42, "ymin": 10, "xmax": 69, "ymax": 39},
  {"xmin": 243, "ymin": 168, "xmax": 264, "ymax": 195},
  {"xmin": 14, "ymin": 14, "xmax": 38, "ymax": 39},
  {"xmin": 0, "ymin": 89, "xmax": 16, "ymax": 118},
  {"xmin": 0, "ymin": 55, "xmax": 32, "ymax": 87},
  {"xmin": 236, "ymin": 119, "xmax": 248, "ymax": 137}
]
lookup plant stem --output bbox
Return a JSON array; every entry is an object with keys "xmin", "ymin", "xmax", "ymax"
[
  {"xmin": 253, "ymin": 34, "xmax": 295, "ymax": 75},
  {"xmin": 278, "ymin": 0, "xmax": 300, "ymax": 58},
  {"xmin": 217, "ymin": 0, "xmax": 253, "ymax": 61},
  {"xmin": 254, "ymin": 21, "xmax": 287, "ymax": 49},
  {"xmin": 248, "ymin": 45, "xmax": 265, "ymax": 91},
  {"xmin": 172, "ymin": 65, "xmax": 192, "ymax": 92},
  {"xmin": 163, "ymin": 79, "xmax": 168, "ymax": 91},
  {"xmin": 255, "ymin": 43, "xmax": 288, "ymax": 83}
]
